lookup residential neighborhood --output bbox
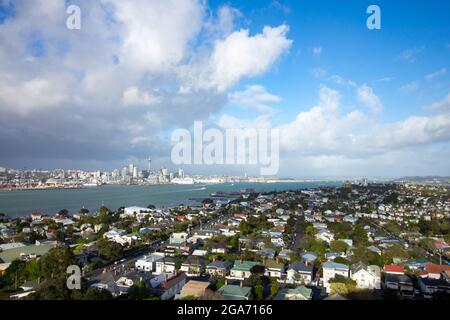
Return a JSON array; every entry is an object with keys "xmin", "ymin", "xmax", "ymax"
[{"xmin": 0, "ymin": 182, "xmax": 449, "ymax": 300}]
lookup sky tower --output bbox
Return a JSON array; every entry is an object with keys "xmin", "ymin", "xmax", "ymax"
[{"xmin": 147, "ymin": 158, "xmax": 151, "ymax": 172}]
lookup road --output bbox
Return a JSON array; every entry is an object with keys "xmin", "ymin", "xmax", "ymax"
[{"xmin": 291, "ymin": 216, "xmax": 304, "ymax": 253}]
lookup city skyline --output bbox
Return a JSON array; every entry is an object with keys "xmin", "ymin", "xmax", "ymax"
[{"xmin": 0, "ymin": 0, "xmax": 449, "ymax": 178}]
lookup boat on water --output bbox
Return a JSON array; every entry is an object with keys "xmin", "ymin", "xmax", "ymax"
[{"xmin": 83, "ymin": 183, "xmax": 99, "ymax": 187}]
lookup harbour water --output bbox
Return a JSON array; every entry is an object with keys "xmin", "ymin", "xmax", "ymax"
[{"xmin": 0, "ymin": 181, "xmax": 342, "ymax": 218}]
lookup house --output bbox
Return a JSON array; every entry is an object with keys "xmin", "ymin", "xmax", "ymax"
[
  {"xmin": 404, "ymin": 258, "xmax": 428, "ymax": 271},
  {"xmin": 229, "ymin": 260, "xmax": 260, "ymax": 280},
  {"xmin": 177, "ymin": 280, "xmax": 210, "ymax": 299},
  {"xmin": 115, "ymin": 271, "xmax": 152, "ymax": 294},
  {"xmin": 169, "ymin": 232, "xmax": 188, "ymax": 245},
  {"xmin": 384, "ymin": 264, "xmax": 404, "ymax": 275},
  {"xmin": 273, "ymin": 286, "xmax": 312, "ymax": 300},
  {"xmin": 322, "ymin": 261, "xmax": 350, "ymax": 293},
  {"xmin": 286, "ymin": 261, "xmax": 314, "ymax": 285},
  {"xmin": 89, "ymin": 271, "xmax": 122, "ymax": 297},
  {"xmin": 367, "ymin": 245, "xmax": 382, "ymax": 255},
  {"xmin": 424, "ymin": 262, "xmax": 450, "ymax": 279},
  {"xmin": 218, "ymin": 284, "xmax": 252, "ymax": 300},
  {"xmin": 264, "ymin": 259, "xmax": 285, "ymax": 279},
  {"xmin": 315, "ymin": 229, "xmax": 334, "ymax": 243},
  {"xmin": 257, "ymin": 248, "xmax": 276, "ymax": 260},
  {"xmin": 155, "ymin": 257, "xmax": 177, "ymax": 274},
  {"xmin": 301, "ymin": 252, "xmax": 318, "ymax": 264},
  {"xmin": 351, "ymin": 263, "xmax": 381, "ymax": 289},
  {"xmin": 384, "ymin": 274, "xmax": 414, "ymax": 297},
  {"xmin": 179, "ymin": 256, "xmax": 205, "ymax": 276},
  {"xmin": 151, "ymin": 272, "xmax": 188, "ymax": 300},
  {"xmin": 206, "ymin": 260, "xmax": 232, "ymax": 277},
  {"xmin": 418, "ymin": 277, "xmax": 450, "ymax": 297},
  {"xmin": 124, "ymin": 206, "xmax": 151, "ymax": 217},
  {"xmin": 271, "ymin": 237, "xmax": 285, "ymax": 247},
  {"xmin": 135, "ymin": 254, "xmax": 164, "ymax": 272},
  {"xmin": 278, "ymin": 249, "xmax": 294, "ymax": 261}
]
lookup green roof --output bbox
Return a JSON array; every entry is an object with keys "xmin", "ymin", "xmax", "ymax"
[
  {"xmin": 0, "ymin": 243, "xmax": 57, "ymax": 263},
  {"xmin": 404, "ymin": 258, "xmax": 428, "ymax": 265},
  {"xmin": 218, "ymin": 285, "xmax": 252, "ymax": 300},
  {"xmin": 232, "ymin": 260, "xmax": 259, "ymax": 272},
  {"xmin": 264, "ymin": 260, "xmax": 284, "ymax": 269},
  {"xmin": 274, "ymin": 286, "xmax": 312, "ymax": 300}
]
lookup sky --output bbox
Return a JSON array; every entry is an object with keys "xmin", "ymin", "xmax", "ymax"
[{"xmin": 0, "ymin": 0, "xmax": 449, "ymax": 178}]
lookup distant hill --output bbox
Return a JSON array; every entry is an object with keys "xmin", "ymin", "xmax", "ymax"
[{"xmin": 391, "ymin": 176, "xmax": 450, "ymax": 185}]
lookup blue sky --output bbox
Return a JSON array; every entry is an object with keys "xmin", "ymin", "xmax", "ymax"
[
  {"xmin": 0, "ymin": 0, "xmax": 449, "ymax": 177},
  {"xmin": 217, "ymin": 0, "xmax": 450, "ymax": 124}
]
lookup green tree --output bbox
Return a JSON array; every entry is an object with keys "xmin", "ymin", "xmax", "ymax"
[
  {"xmin": 40, "ymin": 246, "xmax": 75, "ymax": 279},
  {"xmin": 25, "ymin": 259, "xmax": 42, "ymax": 281},
  {"xmin": 128, "ymin": 280, "xmax": 150, "ymax": 300},
  {"xmin": 239, "ymin": 221, "xmax": 252, "ymax": 235},
  {"xmin": 81, "ymin": 287, "xmax": 113, "ymax": 300},
  {"xmin": 29, "ymin": 276, "xmax": 71, "ymax": 300},
  {"xmin": 304, "ymin": 226, "xmax": 316, "ymax": 236},
  {"xmin": 3, "ymin": 260, "xmax": 27, "ymax": 288},
  {"xmin": 270, "ymin": 283, "xmax": 280, "ymax": 298},
  {"xmin": 94, "ymin": 239, "xmax": 123, "ymax": 262},
  {"xmin": 58, "ymin": 209, "xmax": 69, "ymax": 216},
  {"xmin": 330, "ymin": 240, "xmax": 349, "ymax": 253},
  {"xmin": 253, "ymin": 284, "xmax": 264, "ymax": 300}
]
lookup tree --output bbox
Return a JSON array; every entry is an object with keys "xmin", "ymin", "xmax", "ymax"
[
  {"xmin": 304, "ymin": 226, "xmax": 316, "ymax": 237},
  {"xmin": 270, "ymin": 283, "xmax": 280, "ymax": 298},
  {"xmin": 79, "ymin": 208, "xmax": 90, "ymax": 214},
  {"xmin": 81, "ymin": 287, "xmax": 113, "ymax": 300},
  {"xmin": 29, "ymin": 276, "xmax": 71, "ymax": 300},
  {"xmin": 147, "ymin": 204, "xmax": 156, "ymax": 209},
  {"xmin": 239, "ymin": 221, "xmax": 252, "ymax": 235},
  {"xmin": 330, "ymin": 282, "xmax": 348, "ymax": 296},
  {"xmin": 25, "ymin": 259, "xmax": 42, "ymax": 281},
  {"xmin": 330, "ymin": 240, "xmax": 349, "ymax": 253},
  {"xmin": 40, "ymin": 246, "xmax": 75, "ymax": 279},
  {"xmin": 94, "ymin": 239, "xmax": 123, "ymax": 262},
  {"xmin": 3, "ymin": 260, "xmax": 27, "ymax": 288},
  {"xmin": 128, "ymin": 280, "xmax": 150, "ymax": 300},
  {"xmin": 351, "ymin": 225, "xmax": 368, "ymax": 246},
  {"xmin": 253, "ymin": 284, "xmax": 264, "ymax": 300},
  {"xmin": 58, "ymin": 209, "xmax": 69, "ymax": 216}
]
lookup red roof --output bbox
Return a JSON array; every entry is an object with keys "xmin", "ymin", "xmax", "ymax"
[
  {"xmin": 425, "ymin": 262, "xmax": 450, "ymax": 274},
  {"xmin": 384, "ymin": 264, "xmax": 404, "ymax": 273}
]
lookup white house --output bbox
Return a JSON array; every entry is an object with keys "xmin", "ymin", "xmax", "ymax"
[
  {"xmin": 135, "ymin": 253, "xmax": 164, "ymax": 272},
  {"xmin": 123, "ymin": 206, "xmax": 151, "ymax": 217},
  {"xmin": 315, "ymin": 229, "xmax": 334, "ymax": 243},
  {"xmin": 169, "ymin": 232, "xmax": 188, "ymax": 245},
  {"xmin": 286, "ymin": 262, "xmax": 314, "ymax": 285},
  {"xmin": 351, "ymin": 263, "xmax": 381, "ymax": 289},
  {"xmin": 155, "ymin": 257, "xmax": 177, "ymax": 274},
  {"xmin": 322, "ymin": 261, "xmax": 350, "ymax": 293}
]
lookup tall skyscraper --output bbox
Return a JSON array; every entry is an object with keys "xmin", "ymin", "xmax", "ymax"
[
  {"xmin": 128, "ymin": 163, "xmax": 134, "ymax": 175},
  {"xmin": 147, "ymin": 158, "xmax": 152, "ymax": 172}
]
